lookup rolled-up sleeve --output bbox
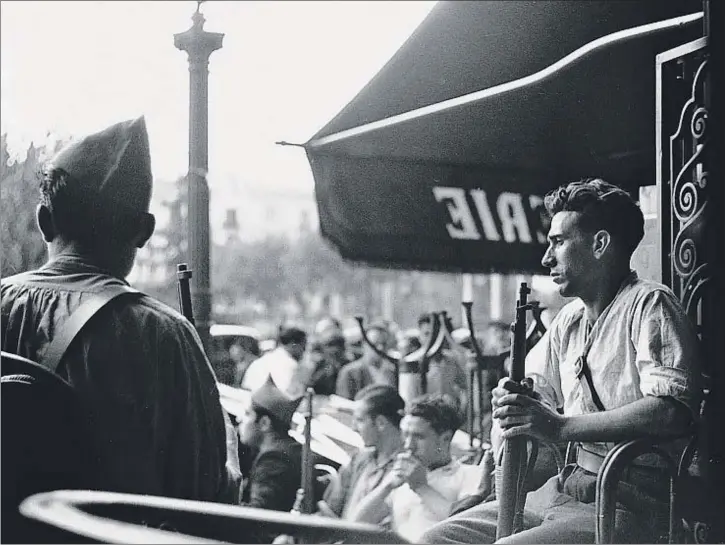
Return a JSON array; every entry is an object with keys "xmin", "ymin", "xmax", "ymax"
[{"xmin": 635, "ymin": 290, "xmax": 702, "ymax": 419}]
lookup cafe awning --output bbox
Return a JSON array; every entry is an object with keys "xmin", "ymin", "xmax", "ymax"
[{"xmin": 303, "ymin": 1, "xmax": 702, "ymax": 274}]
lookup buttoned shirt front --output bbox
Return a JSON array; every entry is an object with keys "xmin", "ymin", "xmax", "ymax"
[{"xmin": 341, "ymin": 448, "xmax": 399, "ymax": 520}]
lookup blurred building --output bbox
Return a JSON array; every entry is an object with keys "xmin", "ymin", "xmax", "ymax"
[
  {"xmin": 209, "ymin": 175, "xmax": 318, "ymax": 244},
  {"xmin": 127, "ymin": 177, "xmax": 183, "ymax": 288},
  {"xmin": 128, "ymin": 174, "xmax": 317, "ymax": 289}
]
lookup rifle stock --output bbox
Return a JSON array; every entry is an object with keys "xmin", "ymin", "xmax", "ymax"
[{"xmin": 496, "ymin": 283, "xmax": 534, "ymax": 540}]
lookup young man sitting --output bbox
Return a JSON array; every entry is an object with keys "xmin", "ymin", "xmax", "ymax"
[
  {"xmin": 318, "ymin": 384, "xmax": 404, "ymax": 521},
  {"xmin": 348, "ymin": 394, "xmax": 484, "ymax": 542}
]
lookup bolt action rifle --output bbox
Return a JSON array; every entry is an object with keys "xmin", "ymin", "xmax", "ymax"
[{"xmin": 496, "ymin": 282, "xmax": 539, "ymax": 540}]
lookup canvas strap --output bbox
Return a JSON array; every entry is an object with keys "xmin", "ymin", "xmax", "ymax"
[
  {"xmin": 573, "ymin": 272, "xmax": 637, "ymax": 412},
  {"xmin": 42, "ymin": 285, "xmax": 141, "ymax": 373}
]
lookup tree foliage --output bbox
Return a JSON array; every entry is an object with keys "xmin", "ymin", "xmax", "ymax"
[{"xmin": 0, "ymin": 137, "xmax": 63, "ymax": 277}]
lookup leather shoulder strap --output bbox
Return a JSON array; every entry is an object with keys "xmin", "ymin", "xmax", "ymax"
[{"xmin": 43, "ymin": 285, "xmax": 142, "ymax": 373}]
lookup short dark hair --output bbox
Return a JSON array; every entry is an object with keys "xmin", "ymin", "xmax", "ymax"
[
  {"xmin": 278, "ymin": 326, "xmax": 307, "ymax": 346},
  {"xmin": 252, "ymin": 402, "xmax": 290, "ymax": 434},
  {"xmin": 543, "ymin": 178, "xmax": 644, "ymax": 257},
  {"xmin": 355, "ymin": 384, "xmax": 405, "ymax": 427},
  {"xmin": 406, "ymin": 394, "xmax": 463, "ymax": 435},
  {"xmin": 39, "ymin": 167, "xmax": 147, "ymax": 248}
]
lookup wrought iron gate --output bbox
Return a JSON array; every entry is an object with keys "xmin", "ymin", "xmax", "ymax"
[
  {"xmin": 657, "ymin": 26, "xmax": 725, "ymax": 542},
  {"xmin": 657, "ymin": 35, "xmax": 709, "ymax": 332}
]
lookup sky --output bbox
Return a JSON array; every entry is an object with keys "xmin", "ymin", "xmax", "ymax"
[{"xmin": 1, "ymin": 0, "xmax": 437, "ymax": 191}]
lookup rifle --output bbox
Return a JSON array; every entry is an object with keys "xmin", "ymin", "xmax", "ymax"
[
  {"xmin": 496, "ymin": 283, "xmax": 538, "ymax": 540},
  {"xmin": 292, "ymin": 388, "xmax": 316, "ymax": 518},
  {"xmin": 176, "ymin": 263, "xmax": 195, "ymax": 325}
]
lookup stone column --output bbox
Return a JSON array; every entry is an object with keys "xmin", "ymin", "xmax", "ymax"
[{"xmin": 174, "ymin": 6, "xmax": 223, "ymax": 350}]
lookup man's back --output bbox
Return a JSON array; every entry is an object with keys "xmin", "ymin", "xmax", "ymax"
[
  {"xmin": 242, "ymin": 347, "xmax": 298, "ymax": 392},
  {"xmin": 335, "ymin": 358, "xmax": 396, "ymax": 400},
  {"xmin": 242, "ymin": 434, "xmax": 302, "ymax": 511},
  {"xmin": 1, "ymin": 255, "xmax": 235, "ymax": 503}
]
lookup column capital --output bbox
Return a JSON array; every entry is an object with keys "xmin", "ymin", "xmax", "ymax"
[{"xmin": 174, "ymin": 11, "xmax": 224, "ymax": 61}]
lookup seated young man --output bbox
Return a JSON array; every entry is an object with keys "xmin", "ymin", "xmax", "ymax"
[
  {"xmin": 348, "ymin": 394, "xmax": 484, "ymax": 542},
  {"xmin": 237, "ymin": 377, "xmax": 302, "ymax": 514},
  {"xmin": 318, "ymin": 384, "xmax": 405, "ymax": 521},
  {"xmin": 420, "ymin": 179, "xmax": 701, "ymax": 544}
]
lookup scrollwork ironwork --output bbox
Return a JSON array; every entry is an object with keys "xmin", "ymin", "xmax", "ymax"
[
  {"xmin": 666, "ymin": 51, "xmax": 709, "ymax": 320},
  {"xmin": 691, "ymin": 107, "xmax": 708, "ymax": 140}
]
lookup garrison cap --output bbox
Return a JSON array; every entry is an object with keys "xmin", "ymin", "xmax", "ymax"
[
  {"xmin": 49, "ymin": 116, "xmax": 153, "ymax": 213},
  {"xmin": 251, "ymin": 376, "xmax": 302, "ymax": 428}
]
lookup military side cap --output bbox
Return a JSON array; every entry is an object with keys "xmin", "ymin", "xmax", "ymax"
[
  {"xmin": 251, "ymin": 376, "xmax": 302, "ymax": 427},
  {"xmin": 49, "ymin": 116, "xmax": 152, "ymax": 213}
]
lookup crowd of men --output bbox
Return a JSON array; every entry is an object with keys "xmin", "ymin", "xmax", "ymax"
[{"xmin": 1, "ymin": 117, "xmax": 702, "ymax": 544}]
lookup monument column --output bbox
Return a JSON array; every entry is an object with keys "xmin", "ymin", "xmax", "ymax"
[{"xmin": 174, "ymin": 2, "xmax": 223, "ymax": 349}]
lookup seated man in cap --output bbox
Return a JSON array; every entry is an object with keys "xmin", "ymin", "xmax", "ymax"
[
  {"xmin": 318, "ymin": 384, "xmax": 404, "ymax": 522},
  {"xmin": 236, "ymin": 377, "xmax": 303, "ymax": 514},
  {"xmin": 0, "ymin": 118, "xmax": 240, "ymax": 503},
  {"xmin": 348, "ymin": 394, "xmax": 484, "ymax": 542}
]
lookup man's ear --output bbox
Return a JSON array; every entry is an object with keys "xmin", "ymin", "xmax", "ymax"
[
  {"xmin": 36, "ymin": 204, "xmax": 56, "ymax": 243},
  {"xmin": 592, "ymin": 230, "xmax": 611, "ymax": 259},
  {"xmin": 134, "ymin": 213, "xmax": 156, "ymax": 248}
]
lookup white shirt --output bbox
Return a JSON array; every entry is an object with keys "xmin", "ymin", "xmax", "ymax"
[
  {"xmin": 386, "ymin": 459, "xmax": 482, "ymax": 543},
  {"xmin": 524, "ymin": 271, "xmax": 701, "ymax": 458},
  {"xmin": 242, "ymin": 347, "xmax": 307, "ymax": 397}
]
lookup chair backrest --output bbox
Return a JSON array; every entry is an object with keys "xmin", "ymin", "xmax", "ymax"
[{"xmin": 2, "ymin": 351, "xmax": 100, "ymax": 543}]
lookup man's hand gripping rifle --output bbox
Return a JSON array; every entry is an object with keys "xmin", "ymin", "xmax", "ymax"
[{"xmin": 495, "ymin": 282, "xmax": 540, "ymax": 540}]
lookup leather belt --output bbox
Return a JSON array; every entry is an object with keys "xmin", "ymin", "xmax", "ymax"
[
  {"xmin": 576, "ymin": 446, "xmax": 669, "ymax": 482},
  {"xmin": 576, "ymin": 446, "xmax": 606, "ymax": 474}
]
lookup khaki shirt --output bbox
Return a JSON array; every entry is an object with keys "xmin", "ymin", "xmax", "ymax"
[
  {"xmin": 2, "ymin": 255, "xmax": 239, "ymax": 503},
  {"xmin": 525, "ymin": 271, "xmax": 701, "ymax": 459}
]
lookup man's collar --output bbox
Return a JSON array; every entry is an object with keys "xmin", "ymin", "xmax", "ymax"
[{"xmin": 42, "ymin": 253, "xmax": 127, "ymax": 282}]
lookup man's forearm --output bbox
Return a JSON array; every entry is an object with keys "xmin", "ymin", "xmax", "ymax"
[
  {"xmin": 560, "ymin": 396, "xmax": 691, "ymax": 443},
  {"xmin": 347, "ymin": 482, "xmax": 393, "ymax": 524}
]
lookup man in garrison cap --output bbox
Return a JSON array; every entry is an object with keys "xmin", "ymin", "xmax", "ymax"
[
  {"xmin": 236, "ymin": 377, "xmax": 303, "ymax": 516},
  {"xmin": 1, "ymin": 117, "xmax": 242, "ymax": 503}
]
